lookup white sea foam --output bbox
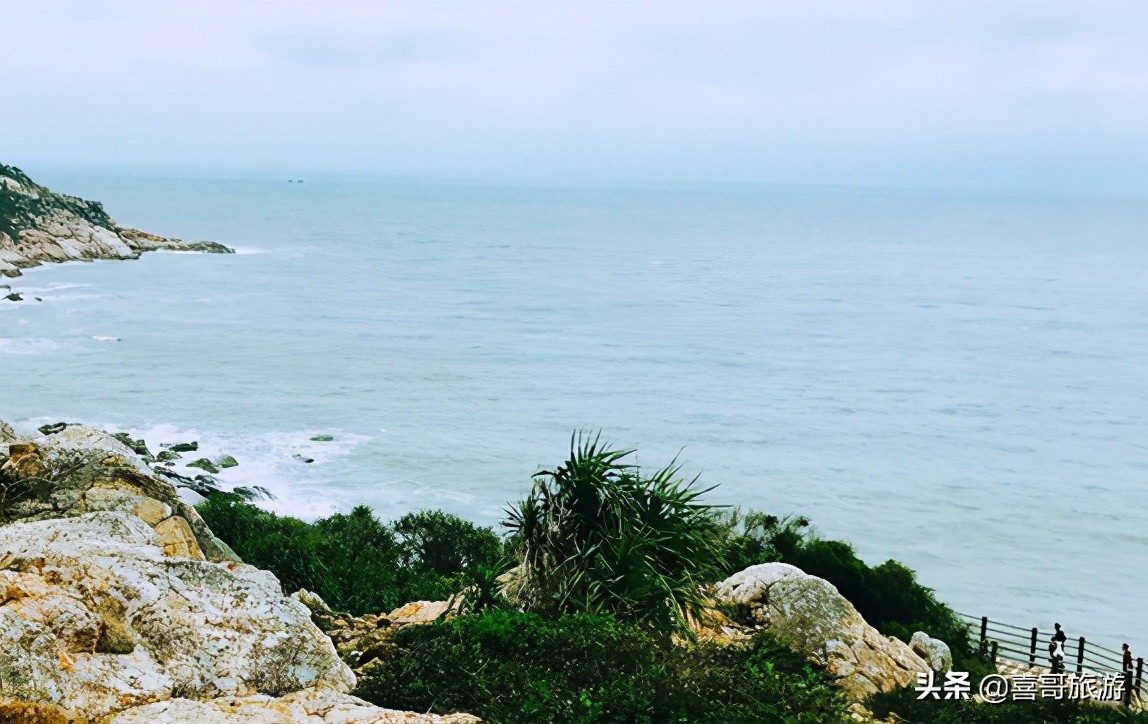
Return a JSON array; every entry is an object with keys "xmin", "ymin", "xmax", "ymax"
[
  {"xmin": 103, "ymin": 422, "xmax": 371, "ymax": 521},
  {"xmin": 230, "ymin": 246, "xmax": 269, "ymax": 255},
  {"xmin": 0, "ymin": 338, "xmax": 63, "ymax": 355}
]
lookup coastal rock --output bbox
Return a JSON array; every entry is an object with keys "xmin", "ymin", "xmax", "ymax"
[
  {"xmin": 714, "ymin": 562, "xmax": 930, "ymax": 701},
  {"xmin": 0, "ymin": 424, "xmax": 236, "ymax": 563},
  {"xmin": 0, "ymin": 163, "xmax": 233, "ymax": 278},
  {"xmin": 108, "ymin": 690, "xmax": 481, "ymax": 723},
  {"xmin": 0, "ymin": 419, "xmax": 478, "ymax": 722},
  {"xmin": 0, "ymin": 511, "xmax": 353, "ymax": 720},
  {"xmin": 307, "ymin": 597, "xmax": 459, "ymax": 671},
  {"xmin": 910, "ymin": 631, "xmax": 953, "ymax": 673}
]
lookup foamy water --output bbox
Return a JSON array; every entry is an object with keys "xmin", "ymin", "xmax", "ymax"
[{"xmin": 2, "ymin": 171, "xmax": 1145, "ymax": 650}]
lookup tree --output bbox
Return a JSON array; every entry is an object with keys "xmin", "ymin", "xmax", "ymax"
[{"xmin": 504, "ymin": 433, "xmax": 721, "ymax": 635}]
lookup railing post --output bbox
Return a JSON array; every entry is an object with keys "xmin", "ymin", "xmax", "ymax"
[
  {"xmin": 1076, "ymin": 637, "xmax": 1085, "ymax": 674},
  {"xmin": 1137, "ymin": 657, "xmax": 1144, "ymax": 700},
  {"xmin": 1030, "ymin": 628, "xmax": 1038, "ymax": 665},
  {"xmin": 980, "ymin": 617, "xmax": 988, "ymax": 647},
  {"xmin": 990, "ymin": 641, "xmax": 998, "ymax": 667}
]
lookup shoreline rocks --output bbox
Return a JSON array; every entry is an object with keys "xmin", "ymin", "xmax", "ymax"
[
  {"xmin": 0, "ymin": 421, "xmax": 480, "ymax": 722},
  {"xmin": 1, "ymin": 163, "xmax": 233, "ymax": 280}
]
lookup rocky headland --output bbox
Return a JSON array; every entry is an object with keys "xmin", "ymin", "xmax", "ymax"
[{"xmin": 0, "ymin": 164, "xmax": 231, "ymax": 281}]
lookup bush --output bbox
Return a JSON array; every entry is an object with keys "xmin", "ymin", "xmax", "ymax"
[
  {"xmin": 355, "ymin": 609, "xmax": 848, "ymax": 723},
  {"xmin": 504, "ymin": 433, "xmax": 723, "ymax": 635},
  {"xmin": 195, "ymin": 496, "xmax": 503, "ymax": 615}
]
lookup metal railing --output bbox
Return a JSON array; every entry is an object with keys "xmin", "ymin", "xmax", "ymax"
[{"xmin": 957, "ymin": 612, "xmax": 1143, "ymax": 706}]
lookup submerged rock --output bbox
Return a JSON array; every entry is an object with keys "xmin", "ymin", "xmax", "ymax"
[
  {"xmin": 216, "ymin": 454, "xmax": 239, "ymax": 469},
  {"xmin": 310, "ymin": 434, "xmax": 334, "ymax": 442},
  {"xmin": 188, "ymin": 457, "xmax": 221, "ymax": 474},
  {"xmin": 181, "ymin": 241, "xmax": 234, "ymax": 254},
  {"xmin": 164, "ymin": 440, "xmax": 199, "ymax": 453},
  {"xmin": 714, "ymin": 562, "xmax": 930, "ymax": 702}
]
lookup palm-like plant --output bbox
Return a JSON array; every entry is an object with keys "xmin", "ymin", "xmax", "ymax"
[{"xmin": 504, "ymin": 433, "xmax": 722, "ymax": 635}]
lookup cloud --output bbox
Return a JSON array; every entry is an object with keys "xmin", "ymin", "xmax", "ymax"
[{"xmin": 1, "ymin": 0, "xmax": 1145, "ymax": 191}]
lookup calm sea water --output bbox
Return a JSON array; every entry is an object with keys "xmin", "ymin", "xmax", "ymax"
[{"xmin": 2, "ymin": 170, "xmax": 1145, "ymax": 650}]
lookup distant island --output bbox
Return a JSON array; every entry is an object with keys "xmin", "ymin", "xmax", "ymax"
[{"xmin": 0, "ymin": 164, "xmax": 232, "ymax": 279}]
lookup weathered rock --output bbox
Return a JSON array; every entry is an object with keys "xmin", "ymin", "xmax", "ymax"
[
  {"xmin": 0, "ymin": 512, "xmax": 354, "ymax": 720},
  {"xmin": 309, "ymin": 598, "xmax": 460, "ymax": 671},
  {"xmin": 0, "ymin": 425, "xmax": 235, "ymax": 563},
  {"xmin": 156, "ymin": 450, "xmax": 181, "ymax": 462},
  {"xmin": 38, "ymin": 421, "xmax": 69, "ymax": 436},
  {"xmin": 389, "ymin": 600, "xmax": 453, "ymax": 626},
  {"xmin": 107, "ymin": 689, "xmax": 481, "ymax": 723},
  {"xmin": 0, "ymin": 421, "xmax": 18, "ymax": 444},
  {"xmin": 910, "ymin": 631, "xmax": 953, "ymax": 673},
  {"xmin": 165, "ymin": 441, "xmax": 199, "ymax": 453},
  {"xmin": 0, "ymin": 421, "xmax": 480, "ymax": 722},
  {"xmin": 216, "ymin": 455, "xmax": 239, "ymax": 469},
  {"xmin": 714, "ymin": 563, "xmax": 930, "ymax": 701},
  {"xmin": 112, "ymin": 432, "xmax": 154, "ymax": 461}
]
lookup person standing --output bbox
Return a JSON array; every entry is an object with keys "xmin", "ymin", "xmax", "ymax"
[
  {"xmin": 1054, "ymin": 623, "xmax": 1068, "ymax": 646},
  {"xmin": 1049, "ymin": 636, "xmax": 1065, "ymax": 674}
]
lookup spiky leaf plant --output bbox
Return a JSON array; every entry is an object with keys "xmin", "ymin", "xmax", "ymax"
[{"xmin": 504, "ymin": 433, "xmax": 722, "ymax": 635}]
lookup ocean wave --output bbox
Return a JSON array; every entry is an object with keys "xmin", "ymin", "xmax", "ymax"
[
  {"xmin": 103, "ymin": 423, "xmax": 371, "ymax": 521},
  {"xmin": 0, "ymin": 338, "xmax": 63, "ymax": 355}
]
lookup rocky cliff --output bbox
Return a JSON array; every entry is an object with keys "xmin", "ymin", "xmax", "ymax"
[
  {"xmin": 0, "ymin": 164, "xmax": 231, "ymax": 278},
  {"xmin": 0, "ymin": 422, "xmax": 477, "ymax": 723}
]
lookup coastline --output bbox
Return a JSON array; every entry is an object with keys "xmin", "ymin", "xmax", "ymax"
[{"xmin": 1, "ymin": 163, "xmax": 232, "ymax": 282}]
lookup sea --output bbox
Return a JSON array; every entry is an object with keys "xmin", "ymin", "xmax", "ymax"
[{"xmin": 2, "ymin": 169, "xmax": 1145, "ymax": 652}]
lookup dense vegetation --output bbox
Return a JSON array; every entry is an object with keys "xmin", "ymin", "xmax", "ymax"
[
  {"xmin": 196, "ymin": 436, "xmax": 1142, "ymax": 722},
  {"xmin": 196, "ymin": 494, "xmax": 504, "ymax": 615},
  {"xmin": 355, "ymin": 610, "xmax": 847, "ymax": 723},
  {"xmin": 0, "ymin": 163, "xmax": 114, "ymax": 241}
]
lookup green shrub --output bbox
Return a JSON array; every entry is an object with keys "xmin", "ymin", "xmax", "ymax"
[
  {"xmin": 195, "ymin": 496, "xmax": 503, "ymax": 615},
  {"xmin": 393, "ymin": 509, "xmax": 504, "ymax": 577},
  {"xmin": 355, "ymin": 609, "xmax": 848, "ymax": 723},
  {"xmin": 504, "ymin": 433, "xmax": 723, "ymax": 635}
]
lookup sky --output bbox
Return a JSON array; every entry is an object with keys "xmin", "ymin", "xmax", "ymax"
[{"xmin": 1, "ymin": 0, "xmax": 1146, "ymax": 193}]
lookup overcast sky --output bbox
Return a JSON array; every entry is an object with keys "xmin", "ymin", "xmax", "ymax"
[{"xmin": 2, "ymin": 1, "xmax": 1146, "ymax": 193}]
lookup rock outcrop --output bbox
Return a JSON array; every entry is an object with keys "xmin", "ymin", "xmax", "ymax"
[
  {"xmin": 296, "ymin": 590, "xmax": 457, "ymax": 671},
  {"xmin": 910, "ymin": 630, "xmax": 953, "ymax": 673},
  {"xmin": 0, "ymin": 422, "xmax": 478, "ymax": 722},
  {"xmin": 0, "ymin": 164, "xmax": 232, "ymax": 279},
  {"xmin": 714, "ymin": 562, "xmax": 930, "ymax": 702}
]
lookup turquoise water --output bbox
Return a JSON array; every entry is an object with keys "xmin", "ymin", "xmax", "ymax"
[{"xmin": 2, "ymin": 171, "xmax": 1146, "ymax": 650}]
